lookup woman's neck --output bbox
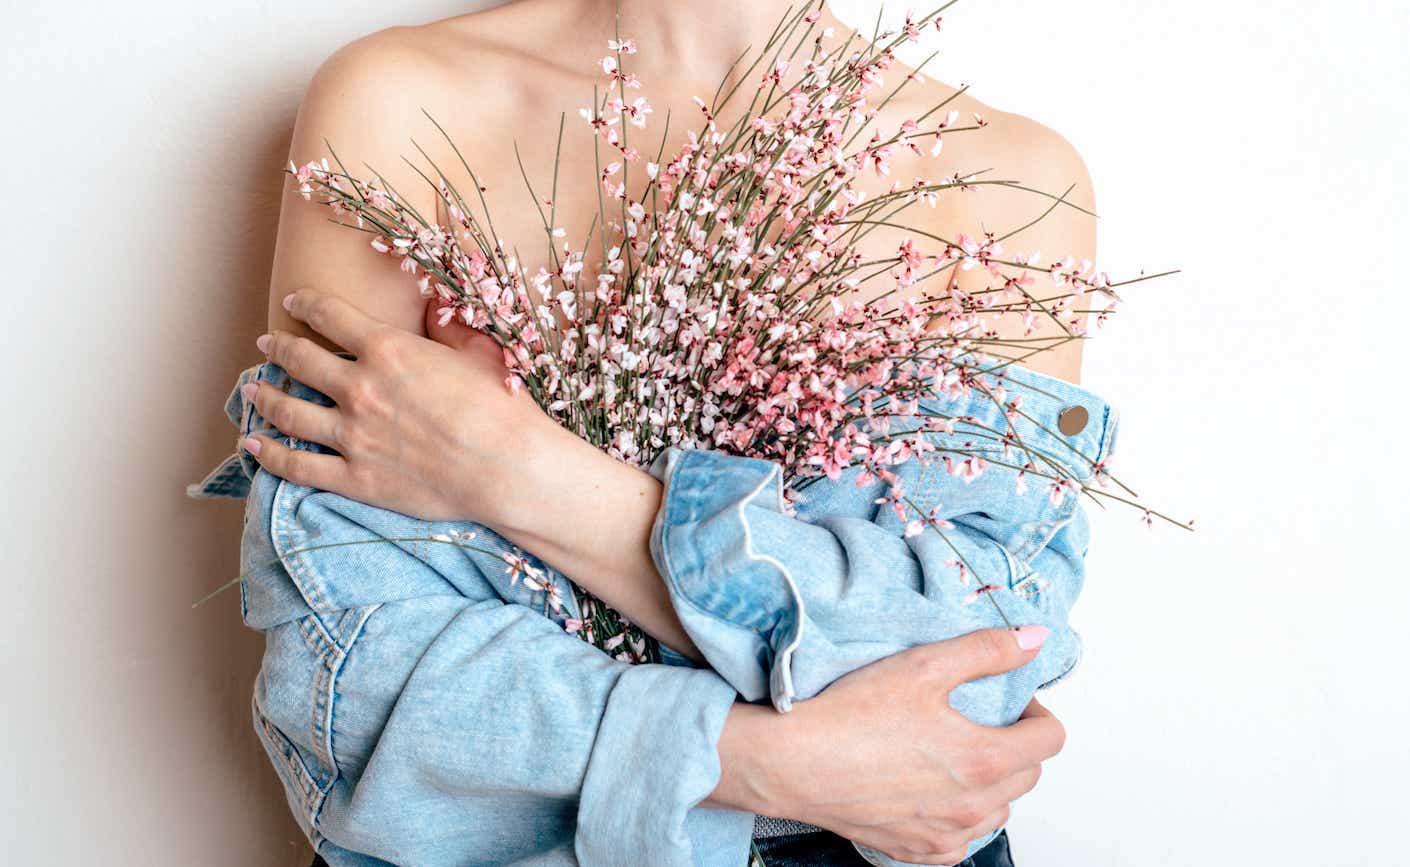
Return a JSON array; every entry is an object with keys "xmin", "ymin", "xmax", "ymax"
[{"xmin": 588, "ymin": 0, "xmax": 833, "ymax": 84}]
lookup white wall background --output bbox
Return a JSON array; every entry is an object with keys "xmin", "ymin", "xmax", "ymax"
[{"xmin": 1, "ymin": 1, "xmax": 1405, "ymax": 865}]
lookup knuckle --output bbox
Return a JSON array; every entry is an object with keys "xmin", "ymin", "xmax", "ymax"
[
  {"xmin": 361, "ymin": 328, "xmax": 400, "ymax": 360},
  {"xmin": 304, "ymin": 293, "xmax": 332, "ymax": 327},
  {"xmin": 336, "ymin": 418, "xmax": 367, "ymax": 452},
  {"xmin": 974, "ymin": 629, "xmax": 1011, "ymax": 665},
  {"xmin": 908, "ymin": 643, "xmax": 956, "ymax": 685},
  {"xmin": 948, "ymin": 800, "xmax": 987, "ymax": 828},
  {"xmin": 342, "ymin": 379, "xmax": 378, "ymax": 415},
  {"xmin": 993, "ymin": 803, "xmax": 1011, "ymax": 827},
  {"xmin": 272, "ymin": 332, "xmax": 303, "ymax": 367},
  {"xmin": 284, "ymin": 449, "xmax": 312, "ymax": 483},
  {"xmin": 922, "ymin": 831, "xmax": 962, "ymax": 855},
  {"xmin": 937, "ymin": 832, "xmax": 961, "ymax": 850},
  {"xmin": 290, "ymin": 335, "xmax": 318, "ymax": 366},
  {"xmin": 881, "ymin": 845, "xmax": 920, "ymax": 863},
  {"xmin": 266, "ymin": 330, "xmax": 290, "ymax": 363},
  {"xmin": 271, "ymin": 400, "xmax": 298, "ymax": 434},
  {"xmin": 330, "ymin": 416, "xmax": 351, "ymax": 448},
  {"xmin": 956, "ymin": 744, "xmax": 1005, "ymax": 787}
]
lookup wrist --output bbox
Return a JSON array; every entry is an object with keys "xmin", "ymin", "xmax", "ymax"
[
  {"xmin": 705, "ymin": 701, "xmax": 800, "ymax": 817},
  {"xmin": 465, "ymin": 411, "xmax": 575, "ymax": 530}
]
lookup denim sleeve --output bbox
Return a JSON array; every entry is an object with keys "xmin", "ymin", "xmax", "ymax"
[
  {"xmin": 648, "ymin": 364, "xmax": 1119, "ymax": 726},
  {"xmin": 193, "ymin": 360, "xmax": 755, "ymax": 867},
  {"xmin": 309, "ymin": 591, "xmax": 750, "ymax": 867}
]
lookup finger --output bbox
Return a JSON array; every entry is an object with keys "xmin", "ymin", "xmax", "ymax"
[
  {"xmin": 425, "ymin": 297, "xmax": 470, "ymax": 347},
  {"xmin": 282, "ymin": 289, "xmax": 392, "ymax": 357},
  {"xmin": 961, "ymin": 804, "xmax": 1011, "ymax": 853},
  {"xmin": 910, "ymin": 625, "xmax": 1050, "ymax": 690},
  {"xmin": 259, "ymin": 329, "xmax": 352, "ymax": 398},
  {"xmin": 988, "ymin": 762, "xmax": 1042, "ymax": 806},
  {"xmin": 242, "ymin": 434, "xmax": 347, "ymax": 492},
  {"xmin": 986, "ymin": 706, "xmax": 1067, "ymax": 770},
  {"xmin": 909, "ymin": 801, "xmax": 1014, "ymax": 865},
  {"xmin": 245, "ymin": 381, "xmax": 342, "ymax": 449},
  {"xmin": 1019, "ymin": 697, "xmax": 1053, "ymax": 721},
  {"xmin": 425, "ymin": 298, "xmax": 505, "ymax": 361}
]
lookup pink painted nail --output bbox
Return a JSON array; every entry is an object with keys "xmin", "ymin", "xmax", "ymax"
[
  {"xmin": 1013, "ymin": 625, "xmax": 1049, "ymax": 651},
  {"xmin": 241, "ymin": 436, "xmax": 262, "ymax": 456},
  {"xmin": 282, "ymin": 293, "xmax": 296, "ymax": 311},
  {"xmin": 240, "ymin": 382, "xmax": 258, "ymax": 402},
  {"xmin": 256, "ymin": 333, "xmax": 272, "ymax": 354}
]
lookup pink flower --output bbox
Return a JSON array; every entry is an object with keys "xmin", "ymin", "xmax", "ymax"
[
  {"xmin": 962, "ymin": 584, "xmax": 1001, "ymax": 605},
  {"xmin": 286, "ymin": 16, "xmax": 1156, "ymax": 667}
]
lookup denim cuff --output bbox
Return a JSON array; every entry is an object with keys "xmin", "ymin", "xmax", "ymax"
[
  {"xmin": 648, "ymin": 362, "xmax": 1121, "ymax": 717},
  {"xmin": 649, "ymin": 447, "xmax": 810, "ymax": 710},
  {"xmin": 186, "ymin": 361, "xmax": 266, "ymax": 500},
  {"xmin": 576, "ymin": 664, "xmax": 754, "ymax": 867}
]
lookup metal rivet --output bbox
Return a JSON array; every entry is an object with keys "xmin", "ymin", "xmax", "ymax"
[{"xmin": 1057, "ymin": 405, "xmax": 1089, "ymax": 436}]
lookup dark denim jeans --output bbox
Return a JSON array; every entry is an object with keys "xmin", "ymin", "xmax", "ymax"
[
  {"xmin": 752, "ymin": 829, "xmax": 1013, "ymax": 867},
  {"xmin": 309, "ymin": 829, "xmax": 1013, "ymax": 866}
]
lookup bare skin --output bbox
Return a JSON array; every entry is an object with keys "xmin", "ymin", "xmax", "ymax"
[
  {"xmin": 245, "ymin": 1, "xmax": 1092, "ymax": 861},
  {"xmin": 251, "ymin": 289, "xmax": 1062, "ymax": 864}
]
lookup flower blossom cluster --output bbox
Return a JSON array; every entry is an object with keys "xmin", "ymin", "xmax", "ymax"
[{"xmin": 288, "ymin": 2, "xmax": 1162, "ymax": 662}]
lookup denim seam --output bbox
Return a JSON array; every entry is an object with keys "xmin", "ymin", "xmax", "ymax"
[
  {"xmin": 272, "ymin": 477, "xmax": 338, "ymax": 635},
  {"xmin": 729, "ymin": 464, "xmax": 806, "ymax": 712},
  {"xmin": 309, "ymin": 603, "xmax": 379, "ymax": 834},
  {"xmin": 251, "ymin": 690, "xmax": 331, "ymax": 843},
  {"xmin": 1037, "ymin": 628, "xmax": 1083, "ymax": 690},
  {"xmin": 300, "ymin": 618, "xmax": 340, "ymax": 776},
  {"xmin": 1099, "ymin": 404, "xmax": 1120, "ymax": 463},
  {"xmin": 295, "ymin": 616, "xmax": 328, "ymax": 662}
]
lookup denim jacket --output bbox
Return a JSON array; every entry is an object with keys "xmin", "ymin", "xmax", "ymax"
[{"xmin": 188, "ymin": 354, "xmax": 1117, "ymax": 867}]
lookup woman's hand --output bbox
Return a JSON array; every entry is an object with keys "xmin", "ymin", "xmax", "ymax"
[
  {"xmin": 241, "ymin": 289, "xmax": 545, "ymax": 522},
  {"xmin": 712, "ymin": 626, "xmax": 1062, "ymax": 866},
  {"xmin": 242, "ymin": 289, "xmax": 702, "ymax": 655}
]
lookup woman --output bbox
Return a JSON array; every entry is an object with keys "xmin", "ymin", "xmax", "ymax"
[{"xmin": 198, "ymin": 1, "xmax": 1101, "ymax": 864}]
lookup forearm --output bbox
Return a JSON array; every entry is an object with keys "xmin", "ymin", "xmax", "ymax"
[{"xmin": 482, "ymin": 415, "xmax": 704, "ymax": 662}]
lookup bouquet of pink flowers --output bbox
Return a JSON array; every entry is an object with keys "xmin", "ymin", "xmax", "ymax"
[{"xmin": 286, "ymin": 0, "xmax": 1180, "ymax": 662}]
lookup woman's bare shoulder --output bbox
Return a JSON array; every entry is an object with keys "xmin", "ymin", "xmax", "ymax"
[
  {"xmin": 296, "ymin": 6, "xmax": 588, "ymax": 154},
  {"xmin": 882, "ymin": 70, "xmax": 1091, "ymax": 190},
  {"xmin": 882, "ymin": 78, "xmax": 1097, "ymax": 383},
  {"xmin": 298, "ymin": 25, "xmax": 496, "ymax": 130}
]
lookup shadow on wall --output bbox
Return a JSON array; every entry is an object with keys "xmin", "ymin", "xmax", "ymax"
[
  {"xmin": 176, "ymin": 106, "xmax": 313, "ymax": 866},
  {"xmin": 163, "ymin": 8, "xmax": 486, "ymax": 862}
]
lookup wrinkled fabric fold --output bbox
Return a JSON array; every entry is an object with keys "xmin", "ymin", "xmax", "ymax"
[
  {"xmin": 193, "ymin": 359, "xmax": 753, "ymax": 867},
  {"xmin": 191, "ymin": 354, "xmax": 1117, "ymax": 867},
  {"xmin": 647, "ymin": 361, "xmax": 1119, "ymax": 865}
]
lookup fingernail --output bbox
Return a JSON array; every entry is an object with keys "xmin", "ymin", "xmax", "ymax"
[
  {"xmin": 240, "ymin": 382, "xmax": 258, "ymax": 402},
  {"xmin": 256, "ymin": 333, "xmax": 272, "ymax": 354},
  {"xmin": 241, "ymin": 436, "xmax": 262, "ymax": 456},
  {"xmin": 282, "ymin": 293, "xmax": 296, "ymax": 311},
  {"xmin": 1013, "ymin": 625, "xmax": 1049, "ymax": 651}
]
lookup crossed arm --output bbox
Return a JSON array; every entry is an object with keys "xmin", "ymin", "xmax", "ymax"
[
  {"xmin": 239, "ymin": 54, "xmax": 1088, "ymax": 860},
  {"xmin": 239, "ymin": 288, "xmax": 1064, "ymax": 865}
]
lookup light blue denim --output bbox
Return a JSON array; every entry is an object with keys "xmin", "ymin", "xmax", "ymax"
[{"xmin": 188, "ymin": 352, "xmax": 1116, "ymax": 867}]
